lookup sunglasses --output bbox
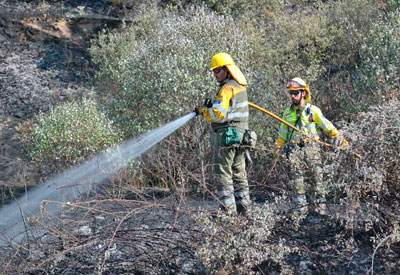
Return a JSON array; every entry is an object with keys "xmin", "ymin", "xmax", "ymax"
[
  {"xmin": 286, "ymin": 80, "xmax": 305, "ymax": 89},
  {"xmin": 289, "ymin": 90, "xmax": 303, "ymax": 96},
  {"xmin": 213, "ymin": 67, "xmax": 223, "ymax": 74}
]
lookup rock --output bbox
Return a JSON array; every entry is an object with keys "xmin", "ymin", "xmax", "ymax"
[
  {"xmin": 74, "ymin": 225, "xmax": 93, "ymax": 236},
  {"xmin": 94, "ymin": 215, "xmax": 105, "ymax": 223}
]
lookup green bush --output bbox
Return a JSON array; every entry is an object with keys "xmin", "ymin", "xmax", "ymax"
[
  {"xmin": 314, "ymin": 100, "xmax": 400, "ymax": 268},
  {"xmin": 160, "ymin": 0, "xmax": 283, "ymax": 18},
  {"xmin": 302, "ymin": 1, "xmax": 400, "ymax": 116},
  {"xmin": 324, "ymin": 99, "xmax": 400, "ymax": 219},
  {"xmin": 90, "ymin": 5, "xmax": 263, "ymax": 137},
  {"xmin": 22, "ymin": 99, "xmax": 123, "ymax": 174},
  {"xmin": 89, "ymin": 4, "xmax": 278, "ymax": 190},
  {"xmin": 194, "ymin": 204, "xmax": 292, "ymax": 274},
  {"xmin": 351, "ymin": 9, "xmax": 400, "ymax": 111},
  {"xmin": 90, "ymin": 0, "xmax": 399, "ymax": 189},
  {"xmin": 386, "ymin": 0, "xmax": 400, "ymax": 10}
]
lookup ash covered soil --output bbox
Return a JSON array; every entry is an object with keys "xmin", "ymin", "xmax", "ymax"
[
  {"xmin": 0, "ymin": 0, "xmax": 127, "ymax": 191},
  {"xmin": 0, "ymin": 1, "xmax": 399, "ymax": 274}
]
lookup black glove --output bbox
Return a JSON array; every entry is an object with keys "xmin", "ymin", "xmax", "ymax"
[
  {"xmin": 194, "ymin": 106, "xmax": 207, "ymax": 116},
  {"xmin": 203, "ymin": 98, "xmax": 213, "ymax": 108}
]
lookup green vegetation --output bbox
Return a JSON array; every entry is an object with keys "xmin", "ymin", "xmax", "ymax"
[
  {"xmin": 90, "ymin": 0, "xmax": 400, "ymax": 139},
  {"xmin": 87, "ymin": 1, "xmax": 399, "ymax": 272},
  {"xmin": 194, "ymin": 203, "xmax": 291, "ymax": 274},
  {"xmin": 352, "ymin": 9, "xmax": 400, "ymax": 110},
  {"xmin": 86, "ymin": 0, "xmax": 400, "ymax": 189},
  {"xmin": 11, "ymin": 1, "xmax": 400, "ymax": 273},
  {"xmin": 20, "ymin": 99, "xmax": 122, "ymax": 174},
  {"xmin": 90, "ymin": 5, "xmax": 260, "ymax": 137}
]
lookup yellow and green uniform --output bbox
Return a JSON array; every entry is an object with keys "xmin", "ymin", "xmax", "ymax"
[
  {"xmin": 276, "ymin": 102, "xmax": 338, "ymax": 149},
  {"xmin": 275, "ymin": 102, "xmax": 339, "ymax": 212},
  {"xmin": 202, "ymin": 77, "xmax": 250, "ymax": 214}
]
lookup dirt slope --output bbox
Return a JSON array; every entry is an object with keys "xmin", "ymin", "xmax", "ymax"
[{"xmin": 0, "ymin": 0, "xmax": 129, "ymax": 193}]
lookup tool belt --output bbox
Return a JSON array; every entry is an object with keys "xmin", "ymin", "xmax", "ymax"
[{"xmin": 217, "ymin": 126, "xmax": 257, "ymax": 149}]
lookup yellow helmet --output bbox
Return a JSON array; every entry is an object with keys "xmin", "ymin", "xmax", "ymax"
[
  {"xmin": 210, "ymin": 52, "xmax": 247, "ymax": 85},
  {"xmin": 286, "ymin": 77, "xmax": 311, "ymax": 102}
]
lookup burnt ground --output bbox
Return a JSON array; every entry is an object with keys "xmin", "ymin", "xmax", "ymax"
[
  {"xmin": 0, "ymin": 1, "xmax": 399, "ymax": 274},
  {"xmin": 0, "ymin": 0, "xmax": 130, "ymax": 198},
  {"xmin": 1, "ymin": 191, "xmax": 399, "ymax": 274}
]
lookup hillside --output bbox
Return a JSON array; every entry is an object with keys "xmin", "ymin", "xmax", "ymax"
[
  {"xmin": 0, "ymin": 0, "xmax": 399, "ymax": 274},
  {"xmin": 0, "ymin": 0, "xmax": 127, "ymax": 194}
]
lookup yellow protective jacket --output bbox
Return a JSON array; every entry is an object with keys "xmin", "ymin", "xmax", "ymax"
[
  {"xmin": 202, "ymin": 78, "xmax": 249, "ymax": 132},
  {"xmin": 275, "ymin": 102, "xmax": 339, "ymax": 149}
]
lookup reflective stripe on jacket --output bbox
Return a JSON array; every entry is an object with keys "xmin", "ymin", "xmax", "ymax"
[
  {"xmin": 202, "ymin": 78, "xmax": 249, "ymax": 131},
  {"xmin": 277, "ymin": 102, "xmax": 336, "ymax": 144}
]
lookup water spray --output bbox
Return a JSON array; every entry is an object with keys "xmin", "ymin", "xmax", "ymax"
[{"xmin": 0, "ymin": 112, "xmax": 196, "ymax": 246}]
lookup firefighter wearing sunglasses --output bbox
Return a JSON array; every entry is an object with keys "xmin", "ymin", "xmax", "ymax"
[
  {"xmin": 275, "ymin": 77, "xmax": 348, "ymax": 217},
  {"xmin": 194, "ymin": 53, "xmax": 251, "ymax": 216}
]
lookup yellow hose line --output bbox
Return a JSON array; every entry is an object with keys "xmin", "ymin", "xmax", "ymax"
[{"xmin": 248, "ymin": 102, "xmax": 301, "ymax": 132}]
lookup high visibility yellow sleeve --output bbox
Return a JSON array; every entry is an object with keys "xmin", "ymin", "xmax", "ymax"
[
  {"xmin": 202, "ymin": 84, "xmax": 234, "ymax": 123},
  {"xmin": 312, "ymin": 106, "xmax": 336, "ymax": 135}
]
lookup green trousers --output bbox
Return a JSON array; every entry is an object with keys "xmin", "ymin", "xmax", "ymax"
[
  {"xmin": 211, "ymin": 128, "xmax": 250, "ymax": 215},
  {"xmin": 287, "ymin": 143, "xmax": 325, "ymax": 208}
]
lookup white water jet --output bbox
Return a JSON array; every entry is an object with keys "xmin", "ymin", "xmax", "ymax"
[{"xmin": 0, "ymin": 112, "xmax": 196, "ymax": 246}]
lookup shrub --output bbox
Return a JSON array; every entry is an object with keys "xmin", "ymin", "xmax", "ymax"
[
  {"xmin": 160, "ymin": 0, "xmax": 283, "ymax": 18},
  {"xmin": 323, "ymin": 99, "xmax": 400, "ymax": 231},
  {"xmin": 194, "ymin": 203, "xmax": 292, "ymax": 274},
  {"xmin": 351, "ymin": 9, "xmax": 400, "ymax": 111},
  {"xmin": 301, "ymin": 1, "xmax": 400, "ymax": 117},
  {"xmin": 90, "ymin": 4, "xmax": 283, "ymax": 191},
  {"xmin": 21, "ymin": 99, "xmax": 123, "ymax": 174},
  {"xmin": 253, "ymin": 0, "xmax": 385, "ymax": 112},
  {"xmin": 90, "ymin": 5, "xmax": 263, "ymax": 137},
  {"xmin": 90, "ymin": 0, "xmax": 399, "ymax": 192}
]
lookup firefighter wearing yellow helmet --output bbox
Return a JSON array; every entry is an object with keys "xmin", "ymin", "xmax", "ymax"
[
  {"xmin": 195, "ymin": 52, "xmax": 251, "ymax": 216},
  {"xmin": 275, "ymin": 77, "xmax": 348, "ymax": 217}
]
